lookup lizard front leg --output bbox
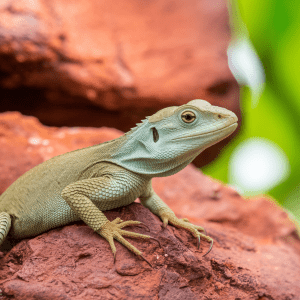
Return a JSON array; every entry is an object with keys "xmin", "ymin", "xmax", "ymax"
[
  {"xmin": 61, "ymin": 175, "xmax": 153, "ymax": 263},
  {"xmin": 139, "ymin": 181, "xmax": 213, "ymax": 256}
]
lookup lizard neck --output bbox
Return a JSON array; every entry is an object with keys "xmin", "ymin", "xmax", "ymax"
[{"xmin": 107, "ymin": 124, "xmax": 203, "ymax": 177}]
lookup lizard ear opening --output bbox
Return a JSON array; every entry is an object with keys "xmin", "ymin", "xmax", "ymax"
[{"xmin": 151, "ymin": 127, "xmax": 159, "ymax": 143}]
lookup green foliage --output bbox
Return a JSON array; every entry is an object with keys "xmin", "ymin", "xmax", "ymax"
[{"xmin": 203, "ymin": 0, "xmax": 300, "ymax": 222}]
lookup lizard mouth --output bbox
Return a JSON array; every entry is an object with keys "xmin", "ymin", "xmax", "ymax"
[{"xmin": 172, "ymin": 123, "xmax": 238, "ymax": 141}]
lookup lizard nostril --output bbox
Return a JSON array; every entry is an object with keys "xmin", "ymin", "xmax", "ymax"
[{"xmin": 217, "ymin": 114, "xmax": 222, "ymax": 119}]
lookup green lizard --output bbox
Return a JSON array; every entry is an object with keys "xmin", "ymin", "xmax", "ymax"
[{"xmin": 0, "ymin": 99, "xmax": 238, "ymax": 263}]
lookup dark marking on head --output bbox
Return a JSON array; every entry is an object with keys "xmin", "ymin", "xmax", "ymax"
[{"xmin": 151, "ymin": 127, "xmax": 159, "ymax": 143}]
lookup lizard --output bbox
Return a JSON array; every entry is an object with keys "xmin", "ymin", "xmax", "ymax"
[{"xmin": 0, "ymin": 99, "xmax": 238, "ymax": 264}]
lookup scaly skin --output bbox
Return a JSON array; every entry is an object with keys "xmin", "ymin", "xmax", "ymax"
[{"xmin": 0, "ymin": 99, "xmax": 238, "ymax": 262}]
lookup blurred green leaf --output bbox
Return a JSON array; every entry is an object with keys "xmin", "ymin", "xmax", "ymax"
[{"xmin": 203, "ymin": 0, "xmax": 300, "ymax": 223}]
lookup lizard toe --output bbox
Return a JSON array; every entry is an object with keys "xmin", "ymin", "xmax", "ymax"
[
  {"xmin": 111, "ymin": 217, "xmax": 123, "ymax": 225},
  {"xmin": 119, "ymin": 229, "xmax": 150, "ymax": 240}
]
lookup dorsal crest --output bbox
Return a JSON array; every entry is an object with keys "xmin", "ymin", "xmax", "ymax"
[{"xmin": 148, "ymin": 106, "xmax": 178, "ymax": 123}]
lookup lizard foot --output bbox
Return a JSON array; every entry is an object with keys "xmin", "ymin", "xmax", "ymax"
[
  {"xmin": 97, "ymin": 217, "xmax": 157, "ymax": 264},
  {"xmin": 160, "ymin": 211, "xmax": 213, "ymax": 256},
  {"xmin": 179, "ymin": 218, "xmax": 207, "ymax": 235}
]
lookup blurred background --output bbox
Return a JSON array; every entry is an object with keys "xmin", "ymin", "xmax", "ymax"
[
  {"xmin": 0, "ymin": 0, "xmax": 299, "ymax": 223},
  {"xmin": 204, "ymin": 0, "xmax": 300, "ymax": 223}
]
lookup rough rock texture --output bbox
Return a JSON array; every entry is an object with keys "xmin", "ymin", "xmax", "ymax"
[
  {"xmin": 0, "ymin": 112, "xmax": 299, "ymax": 299},
  {"xmin": 153, "ymin": 168, "xmax": 299, "ymax": 243},
  {"xmin": 1, "ymin": 201, "xmax": 299, "ymax": 300},
  {"xmin": 0, "ymin": 0, "xmax": 241, "ymax": 166}
]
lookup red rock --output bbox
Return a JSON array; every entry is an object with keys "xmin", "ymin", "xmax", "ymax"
[
  {"xmin": 0, "ymin": 202, "xmax": 299, "ymax": 299},
  {"xmin": 0, "ymin": 0, "xmax": 240, "ymax": 166},
  {"xmin": 153, "ymin": 165, "xmax": 299, "ymax": 243},
  {"xmin": 0, "ymin": 0, "xmax": 238, "ymax": 110},
  {"xmin": 1, "ymin": 112, "xmax": 299, "ymax": 299}
]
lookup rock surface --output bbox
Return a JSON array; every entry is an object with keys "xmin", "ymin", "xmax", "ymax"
[
  {"xmin": 0, "ymin": 0, "xmax": 238, "ymax": 110},
  {"xmin": 1, "ymin": 112, "xmax": 299, "ymax": 299},
  {"xmin": 1, "ymin": 201, "xmax": 299, "ymax": 300},
  {"xmin": 0, "ymin": 0, "xmax": 240, "ymax": 166}
]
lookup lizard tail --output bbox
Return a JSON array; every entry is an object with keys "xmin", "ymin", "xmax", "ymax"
[{"xmin": 0, "ymin": 212, "xmax": 11, "ymax": 246}]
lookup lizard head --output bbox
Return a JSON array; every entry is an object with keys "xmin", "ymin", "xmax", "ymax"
[
  {"xmin": 111, "ymin": 99, "xmax": 238, "ymax": 177},
  {"xmin": 148, "ymin": 99, "xmax": 237, "ymax": 145}
]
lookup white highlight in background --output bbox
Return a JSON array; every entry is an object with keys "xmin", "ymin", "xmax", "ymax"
[
  {"xmin": 229, "ymin": 138, "xmax": 290, "ymax": 194},
  {"xmin": 228, "ymin": 37, "xmax": 265, "ymax": 107},
  {"xmin": 227, "ymin": 0, "xmax": 265, "ymax": 107}
]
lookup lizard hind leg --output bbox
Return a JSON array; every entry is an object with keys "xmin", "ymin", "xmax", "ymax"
[{"xmin": 0, "ymin": 212, "xmax": 11, "ymax": 246}]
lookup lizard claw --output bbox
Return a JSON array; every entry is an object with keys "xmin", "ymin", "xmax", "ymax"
[
  {"xmin": 140, "ymin": 254, "xmax": 152, "ymax": 267},
  {"xmin": 202, "ymin": 239, "xmax": 213, "ymax": 257},
  {"xmin": 148, "ymin": 236, "xmax": 162, "ymax": 249},
  {"xmin": 197, "ymin": 235, "xmax": 201, "ymax": 249},
  {"xmin": 135, "ymin": 223, "xmax": 150, "ymax": 232}
]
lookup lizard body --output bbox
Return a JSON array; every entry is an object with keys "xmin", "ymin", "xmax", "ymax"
[{"xmin": 0, "ymin": 99, "xmax": 238, "ymax": 260}]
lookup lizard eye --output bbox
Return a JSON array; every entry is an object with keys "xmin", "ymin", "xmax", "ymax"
[{"xmin": 181, "ymin": 111, "xmax": 196, "ymax": 123}]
